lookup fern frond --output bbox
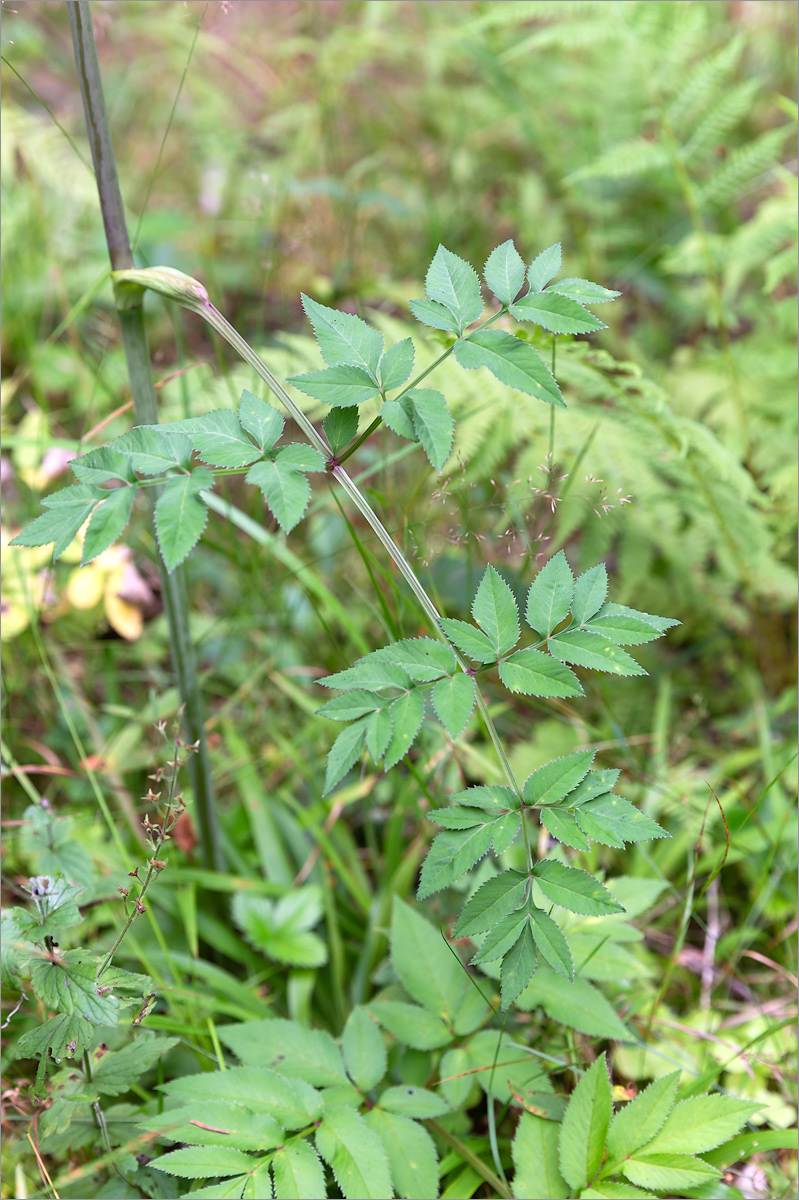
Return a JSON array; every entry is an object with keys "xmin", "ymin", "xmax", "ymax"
[{"xmin": 699, "ymin": 126, "xmax": 794, "ymax": 209}]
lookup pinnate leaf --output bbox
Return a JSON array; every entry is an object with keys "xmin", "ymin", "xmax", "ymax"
[
  {"xmin": 523, "ymin": 751, "xmax": 596, "ymax": 807},
  {"xmin": 571, "ymin": 564, "xmax": 608, "ymax": 624},
  {"xmin": 238, "ymin": 389, "xmax": 284, "ymax": 452},
  {"xmin": 431, "ymin": 673, "xmax": 476, "ymax": 738},
  {"xmin": 528, "ymin": 243, "xmax": 562, "ymax": 293},
  {"xmin": 575, "ymin": 797, "xmax": 669, "ymax": 848},
  {"xmin": 517, "ymin": 968, "xmax": 632, "ymax": 1041},
  {"xmin": 526, "ymin": 550, "xmax": 574, "ymax": 637},
  {"xmin": 533, "ymin": 860, "xmax": 625, "ymax": 916},
  {"xmin": 384, "ymin": 689, "xmax": 424, "ymax": 769},
  {"xmin": 408, "ymin": 297, "xmax": 461, "ymax": 333},
  {"xmin": 511, "ymin": 291, "xmax": 607, "ymax": 334},
  {"xmin": 81, "ymin": 486, "xmax": 136, "ymax": 564},
  {"xmin": 155, "ymin": 467, "xmax": 213, "ymax": 572},
  {"xmin": 156, "ymin": 409, "xmax": 263, "ymax": 468},
  {"xmin": 246, "ymin": 458, "xmax": 311, "ymax": 534},
  {"xmin": 300, "ymin": 293, "xmax": 383, "ymax": 378},
  {"xmin": 438, "ymin": 618, "xmax": 497, "ymax": 663},
  {"xmin": 379, "ymin": 338, "xmax": 415, "ymax": 391},
  {"xmin": 287, "ymin": 364, "xmax": 379, "ymax": 406},
  {"xmin": 472, "ymin": 565, "xmax": 520, "ymax": 655},
  {"xmin": 324, "ymin": 407, "xmax": 358, "ymax": 454},
  {"xmin": 453, "ymin": 870, "xmax": 528, "ymax": 937},
  {"xmin": 406, "ymin": 388, "xmax": 453, "ymax": 471},
  {"xmin": 548, "ymin": 630, "xmax": 646, "ymax": 676},
  {"xmin": 324, "ymin": 719, "xmax": 368, "ymax": 794},
  {"xmin": 548, "ymin": 277, "xmax": 621, "ymax": 304},
  {"xmin": 425, "ymin": 245, "xmax": 483, "ymax": 332},
  {"xmin": 484, "ymin": 239, "xmax": 526, "ymax": 305},
  {"xmin": 454, "ymin": 330, "xmax": 565, "ymax": 408},
  {"xmin": 529, "ymin": 908, "xmax": 574, "ymax": 980},
  {"xmin": 10, "ymin": 485, "xmax": 101, "ymax": 561},
  {"xmin": 558, "ymin": 1053, "xmax": 612, "ymax": 1192},
  {"xmin": 499, "ymin": 649, "xmax": 582, "ymax": 698}
]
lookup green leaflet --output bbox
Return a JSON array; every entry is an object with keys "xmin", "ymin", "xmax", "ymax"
[
  {"xmin": 93, "ymin": 1035, "xmax": 179, "ymax": 1097},
  {"xmin": 316, "ymin": 1106, "xmax": 393, "ymax": 1200},
  {"xmin": 271, "ymin": 1140, "xmax": 327, "ymax": 1200},
  {"xmin": 154, "ymin": 467, "xmax": 214, "ymax": 571},
  {"xmin": 417, "ymin": 825, "xmax": 494, "ymax": 898},
  {"xmin": 287, "ymin": 363, "xmax": 380, "ymax": 406},
  {"xmin": 575, "ymin": 797, "xmax": 669, "ymax": 848},
  {"xmin": 366, "ymin": 707, "xmax": 393, "ymax": 761},
  {"xmin": 80, "ymin": 486, "xmax": 136, "ymax": 564},
  {"xmin": 471, "ymin": 565, "xmax": 520, "ymax": 655},
  {"xmin": 232, "ymin": 887, "xmax": 328, "ymax": 968},
  {"xmin": 510, "ymin": 291, "xmax": 607, "ymax": 334},
  {"xmin": 320, "ymin": 656, "xmax": 412, "ymax": 691},
  {"xmin": 424, "ymin": 244, "xmax": 484, "ymax": 333},
  {"xmin": 216, "ymin": 1023, "xmax": 347, "ymax": 1091},
  {"xmin": 142, "ymin": 1101, "xmax": 283, "ymax": 1153},
  {"xmin": 10, "ymin": 484, "xmax": 101, "ymax": 562},
  {"xmin": 586, "ymin": 602, "xmax": 679, "ymax": 644},
  {"xmin": 384, "ymin": 689, "xmax": 424, "ymax": 769},
  {"xmin": 453, "ymin": 330, "xmax": 564, "ymax": 407},
  {"xmin": 381, "ymin": 395, "xmax": 416, "ymax": 441},
  {"xmin": 438, "ymin": 618, "xmax": 497, "ymax": 663},
  {"xmin": 500, "ymin": 922, "xmax": 537, "ymax": 1009},
  {"xmin": 533, "ymin": 860, "xmax": 625, "ymax": 916},
  {"xmin": 368, "ymin": 1001, "xmax": 452, "ymax": 1051},
  {"xmin": 512, "ymin": 1113, "xmax": 569, "ymax": 1199},
  {"xmin": 529, "ymin": 908, "xmax": 574, "ymax": 980},
  {"xmin": 238, "ymin": 389, "xmax": 284, "ymax": 452},
  {"xmin": 471, "ymin": 909, "xmax": 530, "ymax": 965},
  {"xmin": 155, "ymin": 409, "xmax": 263, "ymax": 468},
  {"xmin": 499, "ymin": 649, "xmax": 582, "ymax": 697},
  {"xmin": 324, "ymin": 406, "xmax": 359, "ymax": 454},
  {"xmin": 69, "ymin": 445, "xmax": 136, "ymax": 486},
  {"xmin": 390, "ymin": 898, "xmax": 468, "ymax": 1022},
  {"xmin": 453, "ymin": 870, "xmax": 529, "ymax": 937},
  {"xmin": 246, "ymin": 458, "xmax": 311, "ymax": 534},
  {"xmin": 606, "ymin": 1073, "xmax": 681, "ymax": 1165},
  {"xmin": 523, "ymin": 750, "xmax": 596, "ymax": 807},
  {"xmin": 162, "ymin": 1064, "xmax": 324, "ymax": 1127},
  {"xmin": 540, "ymin": 807, "xmax": 590, "ymax": 851},
  {"xmin": 379, "ymin": 337, "xmax": 415, "ymax": 391},
  {"xmin": 527, "ymin": 242, "xmax": 562, "ymax": 293},
  {"xmin": 300, "ymin": 293, "xmax": 383, "ymax": 378},
  {"xmin": 408, "ymin": 296, "xmax": 461, "ymax": 333},
  {"xmin": 379, "ymin": 1085, "xmax": 449, "ymax": 1119},
  {"xmin": 558, "ymin": 768, "xmax": 621, "ymax": 808},
  {"xmin": 643, "ymin": 1096, "xmax": 763, "ymax": 1156},
  {"xmin": 558, "ymin": 1053, "xmax": 612, "ymax": 1192},
  {"xmin": 342, "ymin": 1006, "xmax": 387, "ymax": 1092},
  {"xmin": 323, "ymin": 718, "xmax": 368, "ymax": 794},
  {"xmin": 526, "ymin": 550, "xmax": 575, "ymax": 637},
  {"xmin": 621, "ymin": 1153, "xmax": 719, "ymax": 1192},
  {"xmin": 548, "ymin": 629, "xmax": 647, "ymax": 677},
  {"xmin": 571, "ymin": 564, "xmax": 608, "ymax": 625},
  {"xmin": 516, "ymin": 968, "xmax": 632, "ymax": 1041},
  {"xmin": 151, "ymin": 1145, "xmax": 255, "ymax": 1180},
  {"xmin": 451, "ymin": 785, "xmax": 520, "ymax": 814},
  {"xmin": 364, "ymin": 1108, "xmax": 439, "ymax": 1200},
  {"xmin": 431, "ymin": 673, "xmax": 476, "ymax": 738},
  {"xmin": 317, "ymin": 690, "xmax": 389, "ymax": 721},
  {"xmin": 405, "ymin": 388, "xmax": 454, "ymax": 471},
  {"xmin": 112, "ymin": 426, "xmax": 193, "ymax": 474},
  {"xmin": 548, "ymin": 277, "xmax": 621, "ymax": 304},
  {"xmin": 484, "ymin": 239, "xmax": 526, "ymax": 305}
]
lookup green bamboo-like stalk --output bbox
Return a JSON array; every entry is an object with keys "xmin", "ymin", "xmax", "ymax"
[{"xmin": 67, "ymin": 0, "xmax": 224, "ymax": 871}]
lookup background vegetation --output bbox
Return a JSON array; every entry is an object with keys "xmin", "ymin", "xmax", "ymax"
[{"xmin": 1, "ymin": 2, "xmax": 796, "ymax": 1198}]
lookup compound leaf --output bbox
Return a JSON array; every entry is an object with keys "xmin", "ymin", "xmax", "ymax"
[
  {"xmin": 424, "ymin": 245, "xmax": 483, "ymax": 332},
  {"xmin": 526, "ymin": 551, "xmax": 575, "ymax": 637},
  {"xmin": 484, "ymin": 239, "xmax": 526, "ymax": 306},
  {"xmin": 431, "ymin": 673, "xmax": 476, "ymax": 739},
  {"xmin": 472, "ymin": 565, "xmax": 520, "ymax": 656},
  {"xmin": 528, "ymin": 243, "xmax": 562, "ymax": 293},
  {"xmin": 571, "ymin": 564, "xmax": 608, "ymax": 625},
  {"xmin": 407, "ymin": 388, "xmax": 453, "ymax": 471},
  {"xmin": 454, "ymin": 330, "xmax": 565, "ymax": 408},
  {"xmin": 523, "ymin": 751, "xmax": 596, "ymax": 807},
  {"xmin": 512, "ymin": 1112, "xmax": 569, "ymax": 1199},
  {"xmin": 499, "ymin": 649, "xmax": 582, "ymax": 698},
  {"xmin": 500, "ymin": 922, "xmax": 537, "ymax": 1009},
  {"xmin": 287, "ymin": 364, "xmax": 379, "ymax": 406},
  {"xmin": 510, "ymin": 292, "xmax": 607, "ymax": 334},
  {"xmin": 533, "ymin": 861, "xmax": 625, "ymax": 916},
  {"xmin": 81, "ymin": 486, "xmax": 136, "ymax": 564},
  {"xmin": 379, "ymin": 338, "xmax": 415, "ymax": 391},
  {"xmin": 300, "ymin": 294, "xmax": 383, "ymax": 378},
  {"xmin": 558, "ymin": 1053, "xmax": 612, "ymax": 1192},
  {"xmin": 246, "ymin": 459, "xmax": 311, "ymax": 534},
  {"xmin": 155, "ymin": 467, "xmax": 213, "ymax": 571}
]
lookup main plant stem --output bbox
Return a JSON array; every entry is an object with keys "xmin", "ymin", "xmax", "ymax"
[{"xmin": 67, "ymin": 0, "xmax": 223, "ymax": 871}]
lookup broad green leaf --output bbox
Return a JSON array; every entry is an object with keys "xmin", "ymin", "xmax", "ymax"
[
  {"xmin": 391, "ymin": 897, "xmax": 467, "ymax": 1021},
  {"xmin": 471, "ymin": 910, "xmax": 527, "ymax": 965},
  {"xmin": 540, "ymin": 808, "xmax": 590, "ymax": 851},
  {"xmin": 558, "ymin": 1053, "xmax": 612, "ymax": 1191},
  {"xmin": 512, "ymin": 1112, "xmax": 569, "ymax": 1199},
  {"xmin": 548, "ymin": 630, "xmax": 646, "ymax": 676},
  {"xmin": 287, "ymin": 364, "xmax": 379, "ymax": 406},
  {"xmin": 499, "ymin": 649, "xmax": 582, "ymax": 698},
  {"xmin": 316, "ymin": 1107, "xmax": 393, "ymax": 1200},
  {"xmin": 232, "ymin": 888, "xmax": 327, "ymax": 968},
  {"xmin": 408, "ymin": 297, "xmax": 461, "ymax": 333},
  {"xmin": 438, "ymin": 1045, "xmax": 473, "ymax": 1110},
  {"xmin": 533, "ymin": 860, "xmax": 625, "ymax": 916},
  {"xmin": 379, "ymin": 338, "xmax": 415, "ymax": 391},
  {"xmin": 464, "ymin": 1029, "xmax": 552, "ymax": 1103},
  {"xmin": 93, "ymin": 1035, "xmax": 179, "ymax": 1097},
  {"xmin": 151, "ymin": 1146, "xmax": 255, "ymax": 1179},
  {"xmin": 571, "ymin": 564, "xmax": 608, "ymax": 625},
  {"xmin": 575, "ymin": 797, "xmax": 669, "ymax": 848},
  {"xmin": 379, "ymin": 1085, "xmax": 449, "ymax": 1119},
  {"xmin": 321, "ymin": 656, "xmax": 412, "ymax": 692},
  {"xmin": 438, "ymin": 618, "xmax": 497, "ymax": 663},
  {"xmin": 185, "ymin": 1178, "xmax": 248, "ymax": 1200},
  {"xmin": 381, "ymin": 395, "xmax": 416, "ymax": 440},
  {"xmin": 317, "ymin": 690, "xmax": 388, "ymax": 721},
  {"xmin": 528, "ymin": 243, "xmax": 562, "ymax": 293},
  {"xmin": 215, "ymin": 1024, "xmax": 346, "ymax": 1091},
  {"xmin": 455, "ymin": 982, "xmax": 499, "ymax": 1038},
  {"xmin": 324, "ymin": 407, "xmax": 358, "ymax": 455},
  {"xmin": 492, "ymin": 811, "xmax": 522, "ymax": 854},
  {"xmin": 523, "ymin": 751, "xmax": 596, "ymax": 807},
  {"xmin": 142, "ymin": 1101, "xmax": 283, "ymax": 1152},
  {"xmin": 606, "ymin": 1074, "xmax": 681, "ymax": 1165},
  {"xmin": 69, "ymin": 446, "xmax": 136, "ymax": 486},
  {"xmin": 529, "ymin": 908, "xmax": 574, "ymax": 980},
  {"xmin": 323, "ymin": 719, "xmax": 368, "ymax": 794},
  {"xmin": 644, "ymin": 1096, "xmax": 763, "ymax": 1156},
  {"xmin": 472, "ymin": 565, "xmax": 520, "ymax": 655},
  {"xmin": 246, "ymin": 459, "xmax": 311, "ymax": 534},
  {"xmin": 451, "ymin": 785, "xmax": 520, "ymax": 814},
  {"xmin": 238, "ymin": 389, "xmax": 284, "ymax": 452},
  {"xmin": 484, "ymin": 239, "xmax": 526, "ymax": 306},
  {"xmin": 113, "ymin": 427, "xmax": 193, "ymax": 474},
  {"xmin": 526, "ymin": 551, "xmax": 575, "ymax": 637},
  {"xmin": 157, "ymin": 409, "xmax": 263, "ymax": 468},
  {"xmin": 621, "ymin": 1153, "xmax": 719, "ymax": 1192},
  {"xmin": 425, "ymin": 245, "xmax": 483, "ymax": 332},
  {"xmin": 342, "ymin": 1006, "xmax": 387, "ymax": 1092},
  {"xmin": 10, "ymin": 485, "xmax": 101, "ymax": 561},
  {"xmin": 408, "ymin": 388, "xmax": 454, "ymax": 471},
  {"xmin": 547, "ymin": 277, "xmax": 621, "ymax": 304},
  {"xmin": 300, "ymin": 293, "xmax": 383, "ymax": 378},
  {"xmin": 453, "ymin": 870, "xmax": 528, "ymax": 937},
  {"xmin": 500, "ymin": 922, "xmax": 537, "ymax": 1009},
  {"xmin": 510, "ymin": 292, "xmax": 607, "ymax": 334},
  {"xmin": 30, "ymin": 950, "xmax": 119, "ymax": 1024},
  {"xmin": 155, "ymin": 467, "xmax": 213, "ymax": 571},
  {"xmin": 517, "ymin": 968, "xmax": 632, "ymax": 1041},
  {"xmin": 417, "ymin": 825, "xmax": 494, "ymax": 899},
  {"xmin": 581, "ymin": 1186, "xmax": 655, "ymax": 1199},
  {"xmin": 431, "ymin": 674, "xmax": 476, "ymax": 738},
  {"xmin": 81, "ymin": 486, "xmax": 135, "ymax": 564},
  {"xmin": 271, "ymin": 1140, "xmax": 326, "ymax": 1200},
  {"xmin": 162, "ymin": 1064, "xmax": 324, "ymax": 1127},
  {"xmin": 377, "ymin": 637, "xmax": 456, "ymax": 682},
  {"xmin": 274, "ymin": 443, "xmax": 326, "ymax": 472},
  {"xmin": 384, "ymin": 689, "xmax": 424, "ymax": 769},
  {"xmin": 366, "ymin": 707, "xmax": 393, "ymax": 761},
  {"xmin": 364, "ymin": 1109, "xmax": 439, "ymax": 1200},
  {"xmin": 368, "ymin": 1001, "xmax": 452, "ymax": 1050},
  {"xmin": 454, "ymin": 330, "xmax": 565, "ymax": 408},
  {"xmin": 559, "ymin": 769, "xmax": 621, "ymax": 808},
  {"xmin": 14, "ymin": 1013, "xmax": 94, "ymax": 1075}
]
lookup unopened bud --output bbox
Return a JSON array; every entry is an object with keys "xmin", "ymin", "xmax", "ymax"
[{"xmin": 113, "ymin": 266, "xmax": 210, "ymax": 313}]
